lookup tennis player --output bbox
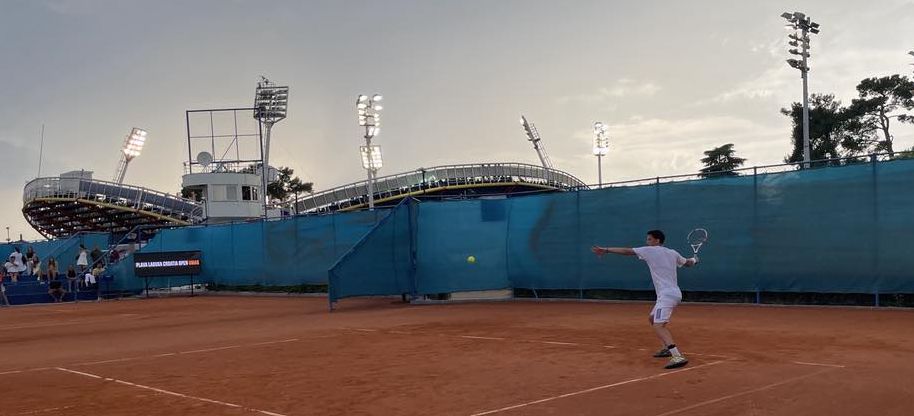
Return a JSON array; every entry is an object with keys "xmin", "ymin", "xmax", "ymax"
[{"xmin": 591, "ymin": 230, "xmax": 697, "ymax": 369}]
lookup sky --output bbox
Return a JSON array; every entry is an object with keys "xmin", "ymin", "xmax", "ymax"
[{"xmin": 3, "ymin": 0, "xmax": 914, "ymax": 240}]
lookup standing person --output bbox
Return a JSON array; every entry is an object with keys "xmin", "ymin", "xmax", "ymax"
[
  {"xmin": 90, "ymin": 245, "xmax": 103, "ymax": 266},
  {"xmin": 591, "ymin": 230, "xmax": 698, "ymax": 369},
  {"xmin": 109, "ymin": 249, "xmax": 120, "ymax": 264},
  {"xmin": 66, "ymin": 265, "xmax": 78, "ymax": 295},
  {"xmin": 76, "ymin": 245, "xmax": 89, "ymax": 273},
  {"xmin": 25, "ymin": 246, "xmax": 36, "ymax": 276},
  {"xmin": 4, "ymin": 255, "xmax": 19, "ymax": 283}
]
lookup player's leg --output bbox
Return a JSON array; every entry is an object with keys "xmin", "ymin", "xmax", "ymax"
[{"xmin": 651, "ymin": 300, "xmax": 688, "ymax": 369}]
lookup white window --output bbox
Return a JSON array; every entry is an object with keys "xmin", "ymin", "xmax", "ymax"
[
  {"xmin": 225, "ymin": 185, "xmax": 238, "ymax": 201},
  {"xmin": 242, "ymin": 186, "xmax": 259, "ymax": 201}
]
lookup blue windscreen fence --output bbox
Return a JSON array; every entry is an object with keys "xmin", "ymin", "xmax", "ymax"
[
  {"xmin": 328, "ymin": 198, "xmax": 417, "ymax": 303},
  {"xmin": 111, "ymin": 210, "xmax": 385, "ymax": 292},
  {"xmin": 327, "ymin": 158, "xmax": 914, "ymax": 302}
]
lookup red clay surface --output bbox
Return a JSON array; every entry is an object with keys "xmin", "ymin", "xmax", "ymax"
[{"xmin": 0, "ymin": 296, "xmax": 912, "ymax": 415}]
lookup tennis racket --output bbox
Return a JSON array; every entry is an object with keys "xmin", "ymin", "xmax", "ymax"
[{"xmin": 687, "ymin": 228, "xmax": 709, "ymax": 256}]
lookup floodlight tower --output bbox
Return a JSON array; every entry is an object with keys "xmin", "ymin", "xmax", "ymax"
[
  {"xmin": 113, "ymin": 127, "xmax": 148, "ymax": 184},
  {"xmin": 520, "ymin": 115, "xmax": 554, "ymax": 169},
  {"xmin": 592, "ymin": 122, "xmax": 610, "ymax": 187},
  {"xmin": 781, "ymin": 11, "xmax": 820, "ymax": 169},
  {"xmin": 357, "ymin": 94, "xmax": 383, "ymax": 210},
  {"xmin": 253, "ymin": 76, "xmax": 289, "ymax": 175}
]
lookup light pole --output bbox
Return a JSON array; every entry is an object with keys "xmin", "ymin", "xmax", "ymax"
[
  {"xmin": 782, "ymin": 11, "xmax": 820, "ymax": 169},
  {"xmin": 254, "ymin": 77, "xmax": 289, "ymax": 210},
  {"xmin": 5, "ymin": 227, "xmax": 9, "ymax": 243},
  {"xmin": 113, "ymin": 128, "xmax": 148, "ymax": 184},
  {"xmin": 357, "ymin": 94, "xmax": 383, "ymax": 210},
  {"xmin": 592, "ymin": 122, "xmax": 610, "ymax": 187}
]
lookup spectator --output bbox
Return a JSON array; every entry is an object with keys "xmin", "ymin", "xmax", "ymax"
[
  {"xmin": 83, "ymin": 268, "xmax": 97, "ymax": 290},
  {"xmin": 48, "ymin": 275, "xmax": 66, "ymax": 303},
  {"xmin": 23, "ymin": 246, "xmax": 36, "ymax": 277},
  {"xmin": 90, "ymin": 245, "xmax": 103, "ymax": 265},
  {"xmin": 47, "ymin": 257, "xmax": 58, "ymax": 281},
  {"xmin": 31, "ymin": 255, "xmax": 42, "ymax": 283},
  {"xmin": 76, "ymin": 245, "xmax": 89, "ymax": 273},
  {"xmin": 66, "ymin": 265, "xmax": 78, "ymax": 292},
  {"xmin": 4, "ymin": 255, "xmax": 19, "ymax": 283},
  {"xmin": 109, "ymin": 249, "xmax": 121, "ymax": 264},
  {"xmin": 11, "ymin": 247, "xmax": 26, "ymax": 277},
  {"xmin": 0, "ymin": 270, "xmax": 7, "ymax": 307},
  {"xmin": 91, "ymin": 263, "xmax": 105, "ymax": 280}
]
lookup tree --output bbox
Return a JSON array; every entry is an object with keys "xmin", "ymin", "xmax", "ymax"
[
  {"xmin": 287, "ymin": 177, "xmax": 314, "ymax": 214},
  {"xmin": 266, "ymin": 166, "xmax": 314, "ymax": 206},
  {"xmin": 781, "ymin": 94, "xmax": 856, "ymax": 163},
  {"xmin": 699, "ymin": 143, "xmax": 746, "ymax": 178},
  {"xmin": 846, "ymin": 75, "xmax": 914, "ymax": 156}
]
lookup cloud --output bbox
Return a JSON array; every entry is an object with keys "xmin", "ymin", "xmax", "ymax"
[
  {"xmin": 566, "ymin": 114, "xmax": 786, "ymax": 184},
  {"xmin": 557, "ymin": 79, "xmax": 662, "ymax": 105}
]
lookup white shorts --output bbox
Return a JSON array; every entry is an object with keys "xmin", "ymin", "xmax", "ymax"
[{"xmin": 650, "ymin": 296, "xmax": 681, "ymax": 324}]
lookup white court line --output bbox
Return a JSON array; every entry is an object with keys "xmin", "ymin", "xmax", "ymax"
[
  {"xmin": 69, "ymin": 338, "xmax": 303, "ymax": 367},
  {"xmin": 55, "ymin": 367, "xmax": 288, "ymax": 416},
  {"xmin": 792, "ymin": 361, "xmax": 846, "ymax": 369},
  {"xmin": 17, "ymin": 405, "xmax": 76, "ymax": 415},
  {"xmin": 458, "ymin": 335, "xmax": 506, "ymax": 341},
  {"xmin": 179, "ymin": 345, "xmax": 243, "ymax": 354},
  {"xmin": 349, "ymin": 328, "xmax": 732, "ymax": 360},
  {"xmin": 1, "ymin": 336, "xmax": 315, "ymax": 375},
  {"xmin": 650, "ymin": 367, "xmax": 836, "ymax": 416},
  {"xmin": 0, "ymin": 367, "xmax": 50, "ymax": 376},
  {"xmin": 534, "ymin": 341, "xmax": 580, "ymax": 346},
  {"xmin": 251, "ymin": 338, "xmax": 300, "ymax": 346},
  {"xmin": 0, "ymin": 318, "xmax": 113, "ymax": 331},
  {"xmin": 468, "ymin": 359, "xmax": 730, "ymax": 416}
]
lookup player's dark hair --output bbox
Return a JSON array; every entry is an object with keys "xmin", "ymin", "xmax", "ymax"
[{"xmin": 647, "ymin": 230, "xmax": 665, "ymax": 244}]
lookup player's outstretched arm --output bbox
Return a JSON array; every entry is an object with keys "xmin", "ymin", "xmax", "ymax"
[
  {"xmin": 678, "ymin": 254, "xmax": 699, "ymax": 268},
  {"xmin": 591, "ymin": 246, "xmax": 636, "ymax": 257}
]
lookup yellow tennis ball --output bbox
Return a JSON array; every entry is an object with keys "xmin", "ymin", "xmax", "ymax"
[{"xmin": 467, "ymin": 255, "xmax": 476, "ymax": 264}]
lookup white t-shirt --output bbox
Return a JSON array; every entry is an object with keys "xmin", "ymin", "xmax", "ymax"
[
  {"xmin": 77, "ymin": 250, "xmax": 89, "ymax": 266},
  {"xmin": 10, "ymin": 252, "xmax": 25, "ymax": 272},
  {"xmin": 4, "ymin": 261, "xmax": 16, "ymax": 274},
  {"xmin": 633, "ymin": 246, "xmax": 688, "ymax": 299},
  {"xmin": 84, "ymin": 273, "xmax": 97, "ymax": 285}
]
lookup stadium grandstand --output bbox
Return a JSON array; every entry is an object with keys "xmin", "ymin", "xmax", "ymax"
[
  {"xmin": 21, "ymin": 162, "xmax": 586, "ymax": 238},
  {"xmin": 22, "ymin": 172, "xmax": 204, "ymax": 239},
  {"xmin": 293, "ymin": 162, "xmax": 586, "ymax": 214}
]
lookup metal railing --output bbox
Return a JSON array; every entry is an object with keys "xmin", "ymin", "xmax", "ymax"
[
  {"xmin": 23, "ymin": 176, "xmax": 205, "ymax": 221},
  {"xmin": 581, "ymin": 151, "xmax": 914, "ymax": 190},
  {"xmin": 293, "ymin": 162, "xmax": 586, "ymax": 213}
]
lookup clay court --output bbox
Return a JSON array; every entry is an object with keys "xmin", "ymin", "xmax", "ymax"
[{"xmin": 0, "ymin": 297, "xmax": 911, "ymax": 415}]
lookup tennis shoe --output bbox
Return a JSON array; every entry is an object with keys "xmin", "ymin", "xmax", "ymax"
[
  {"xmin": 664, "ymin": 356, "xmax": 689, "ymax": 369},
  {"xmin": 653, "ymin": 348, "xmax": 672, "ymax": 358}
]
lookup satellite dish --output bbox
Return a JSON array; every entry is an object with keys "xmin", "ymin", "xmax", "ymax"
[{"xmin": 196, "ymin": 152, "xmax": 214, "ymax": 167}]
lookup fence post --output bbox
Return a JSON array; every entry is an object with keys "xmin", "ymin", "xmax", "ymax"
[
  {"xmin": 753, "ymin": 166, "xmax": 760, "ymax": 303},
  {"xmin": 871, "ymin": 154, "xmax": 880, "ymax": 306},
  {"xmin": 654, "ymin": 177, "xmax": 661, "ymax": 226}
]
